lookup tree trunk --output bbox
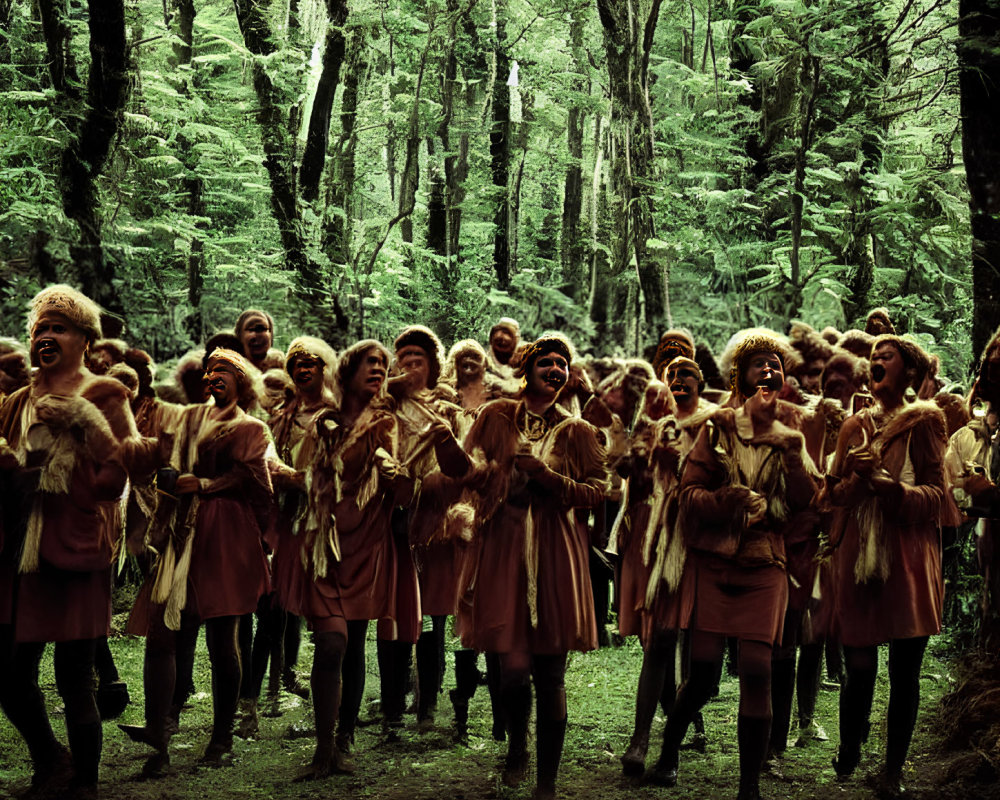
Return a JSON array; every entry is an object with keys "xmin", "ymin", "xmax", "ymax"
[
  {"xmin": 596, "ymin": 0, "xmax": 666, "ymax": 343},
  {"xmin": 300, "ymin": 0, "xmax": 349, "ymax": 203},
  {"xmin": 36, "ymin": 0, "xmax": 80, "ymax": 96},
  {"xmin": 490, "ymin": 0, "xmax": 511, "ymax": 290},
  {"xmin": 960, "ymin": 0, "xmax": 1000, "ymax": 367},
  {"xmin": 232, "ymin": 0, "xmax": 325, "ymax": 306},
  {"xmin": 0, "ymin": 0, "xmax": 15, "ymax": 90},
  {"xmin": 560, "ymin": 7, "xmax": 587, "ymax": 291},
  {"xmin": 58, "ymin": 0, "xmax": 129, "ymax": 312}
]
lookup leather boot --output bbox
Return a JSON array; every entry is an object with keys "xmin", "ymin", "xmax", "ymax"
[
  {"xmin": 737, "ymin": 714, "xmax": 770, "ymax": 800},
  {"xmin": 485, "ymin": 652, "xmax": 506, "ymax": 741},
  {"xmin": 451, "ymin": 649, "xmax": 479, "ymax": 740},
  {"xmin": 501, "ymin": 682, "xmax": 532, "ymax": 787},
  {"xmin": 67, "ymin": 720, "xmax": 103, "ymax": 788},
  {"xmin": 535, "ymin": 690, "xmax": 567, "ymax": 799},
  {"xmin": 416, "ymin": 631, "xmax": 439, "ymax": 728},
  {"xmin": 768, "ymin": 655, "xmax": 794, "ymax": 760}
]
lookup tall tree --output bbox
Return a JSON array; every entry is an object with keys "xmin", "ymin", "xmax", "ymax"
[
  {"xmin": 960, "ymin": 0, "xmax": 1000, "ymax": 361},
  {"xmin": 300, "ymin": 0, "xmax": 349, "ymax": 203},
  {"xmin": 596, "ymin": 0, "xmax": 666, "ymax": 343},
  {"xmin": 560, "ymin": 6, "xmax": 588, "ymax": 290},
  {"xmin": 490, "ymin": 0, "xmax": 512, "ymax": 290}
]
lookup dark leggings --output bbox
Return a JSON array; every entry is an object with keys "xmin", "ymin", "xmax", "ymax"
[
  {"xmin": 246, "ymin": 594, "xmax": 286, "ymax": 700},
  {"xmin": 500, "ymin": 652, "xmax": 568, "ymax": 792},
  {"xmin": 628, "ymin": 629, "xmax": 678, "ymax": 746},
  {"xmin": 659, "ymin": 632, "xmax": 772, "ymax": 788},
  {"xmin": 416, "ymin": 615, "xmax": 447, "ymax": 720},
  {"xmin": 311, "ymin": 630, "xmax": 347, "ymax": 755},
  {"xmin": 0, "ymin": 636, "xmax": 101, "ymax": 784},
  {"xmin": 144, "ymin": 614, "xmax": 240, "ymax": 750},
  {"xmin": 337, "ymin": 619, "xmax": 369, "ymax": 741},
  {"xmin": 838, "ymin": 637, "xmax": 928, "ymax": 776}
]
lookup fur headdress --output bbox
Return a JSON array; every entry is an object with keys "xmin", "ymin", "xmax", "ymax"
[
  {"xmin": 652, "ymin": 329, "xmax": 695, "ymax": 382},
  {"xmin": 394, "ymin": 325, "xmax": 444, "ymax": 389},
  {"xmin": 788, "ymin": 322, "xmax": 835, "ymax": 367},
  {"xmin": 234, "ymin": 308, "xmax": 274, "ymax": 336},
  {"xmin": 837, "ymin": 329, "xmax": 875, "ymax": 360},
  {"xmin": 727, "ymin": 331, "xmax": 788, "ymax": 403},
  {"xmin": 489, "ymin": 317, "xmax": 520, "ymax": 340},
  {"xmin": 871, "ymin": 334, "xmax": 932, "ymax": 392},
  {"xmin": 664, "ymin": 356, "xmax": 705, "ymax": 392},
  {"xmin": 284, "ymin": 335, "xmax": 338, "ymax": 401},
  {"xmin": 514, "ymin": 335, "xmax": 574, "ymax": 380},
  {"xmin": 865, "ymin": 307, "xmax": 895, "ymax": 336},
  {"xmin": 206, "ymin": 347, "xmax": 259, "ymax": 405},
  {"xmin": 27, "ymin": 284, "xmax": 102, "ymax": 343}
]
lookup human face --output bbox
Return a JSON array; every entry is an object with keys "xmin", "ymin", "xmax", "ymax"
[
  {"xmin": 291, "ymin": 354, "xmax": 324, "ymax": 398},
  {"xmin": 980, "ymin": 342, "xmax": 1000, "ymax": 406},
  {"xmin": 204, "ymin": 358, "xmax": 240, "ymax": 407},
  {"xmin": 490, "ymin": 328, "xmax": 517, "ymax": 363},
  {"xmin": 666, "ymin": 362, "xmax": 700, "ymax": 411},
  {"xmin": 396, "ymin": 344, "xmax": 430, "ymax": 391},
  {"xmin": 799, "ymin": 358, "xmax": 825, "ymax": 395},
  {"xmin": 526, "ymin": 350, "xmax": 569, "ymax": 401},
  {"xmin": 31, "ymin": 311, "xmax": 88, "ymax": 372},
  {"xmin": 821, "ymin": 365, "xmax": 858, "ymax": 410},
  {"xmin": 348, "ymin": 347, "xmax": 387, "ymax": 400},
  {"xmin": 456, "ymin": 350, "xmax": 485, "ymax": 383},
  {"xmin": 239, "ymin": 314, "xmax": 272, "ymax": 364},
  {"xmin": 870, "ymin": 343, "xmax": 906, "ymax": 399},
  {"xmin": 742, "ymin": 352, "xmax": 784, "ymax": 400}
]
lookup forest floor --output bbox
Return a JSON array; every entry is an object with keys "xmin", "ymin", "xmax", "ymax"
[{"xmin": 1, "ymin": 611, "xmax": 998, "ymax": 800}]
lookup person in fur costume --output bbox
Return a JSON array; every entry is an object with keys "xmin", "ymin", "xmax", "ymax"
[
  {"xmin": 618, "ymin": 357, "xmax": 715, "ymax": 776},
  {"xmin": 121, "ymin": 348, "xmax": 273, "ymax": 774},
  {"xmin": 383, "ymin": 325, "xmax": 469, "ymax": 735},
  {"xmin": 485, "ymin": 317, "xmax": 521, "ymax": 383},
  {"xmin": 236, "ymin": 337, "xmax": 339, "ymax": 736},
  {"xmin": 457, "ymin": 335, "xmax": 608, "ymax": 800},
  {"xmin": 648, "ymin": 334, "xmax": 819, "ymax": 800},
  {"xmin": 948, "ymin": 327, "xmax": 1000, "ymax": 646},
  {"xmin": 824, "ymin": 335, "xmax": 946, "ymax": 795},
  {"xmin": 0, "ymin": 285, "xmax": 154, "ymax": 796},
  {"xmin": 282, "ymin": 339, "xmax": 414, "ymax": 777},
  {"xmin": 234, "ymin": 309, "xmax": 284, "ymax": 373}
]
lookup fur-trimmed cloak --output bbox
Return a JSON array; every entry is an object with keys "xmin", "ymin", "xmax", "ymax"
[
  {"xmin": 826, "ymin": 400, "xmax": 946, "ymax": 646},
  {"xmin": 456, "ymin": 398, "xmax": 608, "ymax": 655}
]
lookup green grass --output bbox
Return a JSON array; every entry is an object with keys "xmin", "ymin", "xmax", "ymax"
[{"xmin": 0, "ymin": 619, "xmax": 965, "ymax": 799}]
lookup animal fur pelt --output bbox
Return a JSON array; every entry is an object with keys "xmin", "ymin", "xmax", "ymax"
[
  {"xmin": 851, "ymin": 399, "xmax": 946, "ymax": 583},
  {"xmin": 19, "ymin": 392, "xmax": 119, "ymax": 573}
]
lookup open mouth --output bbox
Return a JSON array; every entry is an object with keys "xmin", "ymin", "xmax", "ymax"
[
  {"xmin": 36, "ymin": 341, "xmax": 59, "ymax": 365},
  {"xmin": 670, "ymin": 383, "xmax": 691, "ymax": 396},
  {"xmin": 871, "ymin": 364, "xmax": 886, "ymax": 383},
  {"xmin": 757, "ymin": 375, "xmax": 783, "ymax": 391},
  {"xmin": 543, "ymin": 375, "xmax": 566, "ymax": 390}
]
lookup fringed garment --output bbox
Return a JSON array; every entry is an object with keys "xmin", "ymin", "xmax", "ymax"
[
  {"xmin": 826, "ymin": 400, "xmax": 946, "ymax": 647},
  {"xmin": 128, "ymin": 402, "xmax": 272, "ymax": 633},
  {"xmin": 457, "ymin": 399, "xmax": 608, "ymax": 655},
  {"xmin": 678, "ymin": 406, "xmax": 819, "ymax": 645},
  {"xmin": 0, "ymin": 377, "xmax": 146, "ymax": 642}
]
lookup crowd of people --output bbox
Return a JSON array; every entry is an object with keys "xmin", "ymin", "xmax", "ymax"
[{"xmin": 0, "ymin": 283, "xmax": 995, "ymax": 800}]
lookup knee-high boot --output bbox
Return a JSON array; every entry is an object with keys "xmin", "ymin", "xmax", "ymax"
[
  {"xmin": 768, "ymin": 654, "xmax": 795, "ymax": 758},
  {"xmin": 416, "ymin": 631, "xmax": 440, "ymax": 725},
  {"xmin": 66, "ymin": 720, "xmax": 103, "ymax": 788},
  {"xmin": 535, "ymin": 688, "xmax": 567, "ymax": 798},
  {"xmin": 486, "ymin": 652, "xmax": 506, "ymax": 741},
  {"xmin": 450, "ymin": 649, "xmax": 479, "ymax": 740},
  {"xmin": 737, "ymin": 714, "xmax": 770, "ymax": 800},
  {"xmin": 501, "ymin": 682, "xmax": 532, "ymax": 786}
]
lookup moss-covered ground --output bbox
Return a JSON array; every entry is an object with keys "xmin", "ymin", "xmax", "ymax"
[{"xmin": 0, "ymin": 615, "xmax": 993, "ymax": 800}]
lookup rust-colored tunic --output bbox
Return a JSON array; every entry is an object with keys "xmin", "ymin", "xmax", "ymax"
[
  {"xmin": 678, "ymin": 407, "xmax": 818, "ymax": 645},
  {"xmin": 827, "ymin": 401, "xmax": 946, "ymax": 647},
  {"xmin": 286, "ymin": 406, "xmax": 413, "ymax": 638},
  {"xmin": 457, "ymin": 399, "xmax": 607, "ymax": 655},
  {"xmin": 0, "ymin": 378, "xmax": 144, "ymax": 642}
]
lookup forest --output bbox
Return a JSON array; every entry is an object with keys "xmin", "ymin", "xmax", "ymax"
[{"xmin": 0, "ymin": 0, "xmax": 998, "ymax": 378}]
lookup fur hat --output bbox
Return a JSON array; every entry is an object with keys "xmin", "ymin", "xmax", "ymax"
[
  {"xmin": 652, "ymin": 329, "xmax": 695, "ymax": 381},
  {"xmin": 865, "ymin": 307, "xmax": 895, "ymax": 336},
  {"xmin": 394, "ymin": 325, "xmax": 444, "ymax": 389},
  {"xmin": 206, "ymin": 347, "xmax": 260, "ymax": 406},
  {"xmin": 872, "ymin": 334, "xmax": 932, "ymax": 392},
  {"xmin": 725, "ymin": 330, "xmax": 789, "ymax": 402},
  {"xmin": 489, "ymin": 317, "xmax": 521, "ymax": 340},
  {"xmin": 837, "ymin": 329, "xmax": 875, "ymax": 360},
  {"xmin": 514, "ymin": 335, "xmax": 573, "ymax": 380},
  {"xmin": 336, "ymin": 339, "xmax": 391, "ymax": 394},
  {"xmin": 27, "ymin": 284, "xmax": 102, "ymax": 343},
  {"xmin": 285, "ymin": 335, "xmax": 338, "ymax": 400}
]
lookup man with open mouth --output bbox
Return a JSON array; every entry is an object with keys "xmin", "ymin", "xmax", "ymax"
[
  {"xmin": 649, "ymin": 333, "xmax": 819, "ymax": 800},
  {"xmin": 0, "ymin": 284, "xmax": 153, "ymax": 797}
]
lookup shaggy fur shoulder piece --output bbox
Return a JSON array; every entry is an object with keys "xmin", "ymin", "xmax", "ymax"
[
  {"xmin": 878, "ymin": 400, "xmax": 947, "ymax": 448},
  {"xmin": 463, "ymin": 399, "xmax": 520, "ymax": 464}
]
